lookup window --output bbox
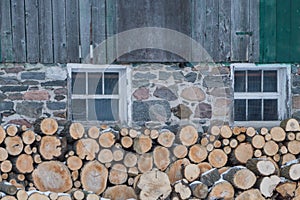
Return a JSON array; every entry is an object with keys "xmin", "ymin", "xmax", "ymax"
[
  {"xmin": 231, "ymin": 64, "xmax": 290, "ymax": 125},
  {"xmin": 67, "ymin": 64, "xmax": 129, "ymax": 124}
]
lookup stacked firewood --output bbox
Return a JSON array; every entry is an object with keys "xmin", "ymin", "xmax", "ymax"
[{"xmin": 0, "ymin": 118, "xmax": 300, "ymax": 199}]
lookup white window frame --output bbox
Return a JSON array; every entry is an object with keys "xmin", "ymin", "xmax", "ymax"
[
  {"xmin": 67, "ymin": 63, "xmax": 131, "ymax": 125},
  {"xmin": 231, "ymin": 63, "xmax": 291, "ymax": 127}
]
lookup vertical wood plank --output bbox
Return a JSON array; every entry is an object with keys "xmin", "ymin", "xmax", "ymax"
[
  {"xmin": 52, "ymin": 0, "xmax": 67, "ymax": 63},
  {"xmin": 66, "ymin": 0, "xmax": 80, "ymax": 63},
  {"xmin": 218, "ymin": 0, "xmax": 231, "ymax": 62},
  {"xmin": 231, "ymin": 0, "xmax": 250, "ymax": 61},
  {"xmin": 205, "ymin": 0, "xmax": 219, "ymax": 62},
  {"xmin": 249, "ymin": 0, "xmax": 260, "ymax": 62},
  {"xmin": 79, "ymin": 0, "xmax": 91, "ymax": 62},
  {"xmin": 11, "ymin": 0, "xmax": 26, "ymax": 62},
  {"xmin": 291, "ymin": 0, "xmax": 300, "ymax": 62},
  {"xmin": 25, "ymin": 0, "xmax": 39, "ymax": 63},
  {"xmin": 39, "ymin": 0, "xmax": 54, "ymax": 63},
  {"xmin": 0, "ymin": 0, "xmax": 13, "ymax": 62}
]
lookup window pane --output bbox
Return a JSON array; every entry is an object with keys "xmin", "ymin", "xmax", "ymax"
[
  {"xmin": 264, "ymin": 99, "xmax": 278, "ymax": 120},
  {"xmin": 88, "ymin": 99, "xmax": 119, "ymax": 121},
  {"xmin": 88, "ymin": 73, "xmax": 103, "ymax": 94},
  {"xmin": 248, "ymin": 99, "xmax": 262, "ymax": 120},
  {"xmin": 234, "ymin": 71, "xmax": 246, "ymax": 92},
  {"xmin": 248, "ymin": 70, "xmax": 262, "ymax": 92},
  {"xmin": 234, "ymin": 99, "xmax": 246, "ymax": 121},
  {"xmin": 263, "ymin": 71, "xmax": 277, "ymax": 92},
  {"xmin": 104, "ymin": 73, "xmax": 119, "ymax": 94},
  {"xmin": 72, "ymin": 72, "xmax": 86, "ymax": 94},
  {"xmin": 71, "ymin": 99, "xmax": 86, "ymax": 120}
]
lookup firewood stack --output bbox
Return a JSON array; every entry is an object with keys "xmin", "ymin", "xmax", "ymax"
[{"xmin": 0, "ymin": 118, "xmax": 300, "ymax": 199}]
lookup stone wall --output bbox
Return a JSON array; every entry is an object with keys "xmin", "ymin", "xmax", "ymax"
[{"xmin": 292, "ymin": 64, "xmax": 300, "ymax": 120}]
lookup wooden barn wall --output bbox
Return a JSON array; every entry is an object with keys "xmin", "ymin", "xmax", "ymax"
[{"xmin": 0, "ymin": 0, "xmax": 260, "ymax": 64}]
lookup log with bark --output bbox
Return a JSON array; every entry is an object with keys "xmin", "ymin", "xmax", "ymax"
[
  {"xmin": 257, "ymin": 175, "xmax": 281, "ymax": 198},
  {"xmin": 246, "ymin": 158, "xmax": 278, "ymax": 176},
  {"xmin": 280, "ymin": 118, "xmax": 300, "ymax": 132},
  {"xmin": 200, "ymin": 168, "xmax": 220, "ymax": 187},
  {"xmin": 75, "ymin": 138, "xmax": 99, "ymax": 160},
  {"xmin": 208, "ymin": 180, "xmax": 234, "ymax": 200},
  {"xmin": 189, "ymin": 181, "xmax": 208, "ymax": 199},
  {"xmin": 173, "ymin": 179, "xmax": 192, "ymax": 200},
  {"xmin": 222, "ymin": 166, "xmax": 256, "ymax": 190}
]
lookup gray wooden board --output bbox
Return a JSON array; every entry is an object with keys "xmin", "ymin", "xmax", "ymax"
[
  {"xmin": 79, "ymin": 0, "xmax": 92, "ymax": 61},
  {"xmin": 39, "ymin": 0, "xmax": 54, "ymax": 63},
  {"xmin": 249, "ymin": 0, "xmax": 260, "ymax": 62},
  {"xmin": 218, "ymin": 0, "xmax": 231, "ymax": 62},
  {"xmin": 0, "ymin": 0, "xmax": 13, "ymax": 62},
  {"xmin": 25, "ymin": 0, "xmax": 40, "ymax": 63},
  {"xmin": 52, "ymin": 0, "xmax": 67, "ymax": 63}
]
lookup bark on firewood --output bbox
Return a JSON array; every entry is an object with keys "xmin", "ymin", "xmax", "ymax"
[
  {"xmin": 109, "ymin": 164, "xmax": 128, "ymax": 185},
  {"xmin": 6, "ymin": 125, "xmax": 19, "ymax": 137},
  {"xmin": 0, "ymin": 126, "xmax": 6, "ymax": 144},
  {"xmin": 189, "ymin": 181, "xmax": 208, "ymax": 199},
  {"xmin": 270, "ymin": 127, "xmax": 286, "ymax": 142},
  {"xmin": 281, "ymin": 153, "xmax": 296, "ymax": 165},
  {"xmin": 67, "ymin": 156, "xmax": 83, "ymax": 171},
  {"xmin": 137, "ymin": 169, "xmax": 172, "ymax": 200},
  {"xmin": 173, "ymin": 179, "xmax": 192, "ymax": 200},
  {"xmin": 15, "ymin": 154, "xmax": 34, "ymax": 173},
  {"xmin": 222, "ymin": 166, "xmax": 256, "ymax": 190},
  {"xmin": 178, "ymin": 125, "xmax": 198, "ymax": 146},
  {"xmin": 200, "ymin": 168, "xmax": 220, "ymax": 187},
  {"xmin": 280, "ymin": 118, "xmax": 300, "ymax": 132},
  {"xmin": 0, "ymin": 182, "xmax": 17, "ymax": 195},
  {"xmin": 87, "ymin": 126, "xmax": 99, "ymax": 139},
  {"xmin": 281, "ymin": 160, "xmax": 300, "ymax": 181},
  {"xmin": 39, "ymin": 136, "xmax": 62, "ymax": 160},
  {"xmin": 133, "ymin": 135, "xmax": 152, "ymax": 154},
  {"xmin": 32, "ymin": 161, "xmax": 72, "ymax": 193},
  {"xmin": 232, "ymin": 142, "xmax": 253, "ymax": 164},
  {"xmin": 208, "ymin": 149, "xmax": 228, "ymax": 168},
  {"xmin": 103, "ymin": 185, "xmax": 137, "ymax": 200},
  {"xmin": 184, "ymin": 164, "xmax": 200, "ymax": 182},
  {"xmin": 81, "ymin": 161, "xmax": 108, "ymax": 195},
  {"xmin": 167, "ymin": 158, "xmax": 190, "ymax": 184},
  {"xmin": 252, "ymin": 134, "xmax": 265, "ymax": 149},
  {"xmin": 246, "ymin": 158, "xmax": 277, "ymax": 176},
  {"xmin": 208, "ymin": 180, "xmax": 234, "ymax": 200},
  {"xmin": 276, "ymin": 180, "xmax": 297, "ymax": 198},
  {"xmin": 124, "ymin": 152, "xmax": 138, "ymax": 168},
  {"xmin": 188, "ymin": 144, "xmax": 207, "ymax": 163},
  {"xmin": 5, "ymin": 136, "xmax": 24, "ymax": 156},
  {"xmin": 158, "ymin": 130, "xmax": 175, "ymax": 148},
  {"xmin": 220, "ymin": 125, "xmax": 232, "ymax": 139},
  {"xmin": 257, "ymin": 175, "xmax": 281, "ymax": 198},
  {"xmin": 121, "ymin": 136, "xmax": 133, "ymax": 148},
  {"xmin": 172, "ymin": 144, "xmax": 188, "ymax": 159},
  {"xmin": 138, "ymin": 153, "xmax": 153, "ymax": 173},
  {"xmin": 235, "ymin": 189, "xmax": 265, "ymax": 200},
  {"xmin": 153, "ymin": 146, "xmax": 170, "ymax": 171},
  {"xmin": 76, "ymin": 138, "xmax": 99, "ymax": 160}
]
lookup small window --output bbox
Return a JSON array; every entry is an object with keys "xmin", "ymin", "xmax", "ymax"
[
  {"xmin": 231, "ymin": 64, "xmax": 290, "ymax": 124},
  {"xmin": 68, "ymin": 64, "xmax": 129, "ymax": 123}
]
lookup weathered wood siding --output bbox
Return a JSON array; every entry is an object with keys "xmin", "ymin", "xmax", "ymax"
[{"xmin": 0, "ymin": 0, "xmax": 260, "ymax": 63}]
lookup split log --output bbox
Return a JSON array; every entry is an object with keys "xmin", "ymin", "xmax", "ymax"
[
  {"xmin": 137, "ymin": 169, "xmax": 172, "ymax": 200},
  {"xmin": 281, "ymin": 160, "xmax": 300, "ymax": 181},
  {"xmin": 188, "ymin": 144, "xmax": 207, "ymax": 163},
  {"xmin": 76, "ymin": 138, "xmax": 100, "ymax": 160},
  {"xmin": 189, "ymin": 181, "xmax": 208, "ymax": 199},
  {"xmin": 246, "ymin": 158, "xmax": 277, "ymax": 176},
  {"xmin": 87, "ymin": 126, "xmax": 100, "ymax": 139},
  {"xmin": 257, "ymin": 175, "xmax": 281, "ymax": 197},
  {"xmin": 0, "ymin": 126, "xmax": 6, "ymax": 144},
  {"xmin": 40, "ymin": 118, "xmax": 58, "ymax": 135},
  {"xmin": 72, "ymin": 170, "xmax": 79, "ymax": 181},
  {"xmin": 49, "ymin": 193, "xmax": 58, "ymax": 200},
  {"xmin": 103, "ymin": 185, "xmax": 137, "ymax": 200},
  {"xmin": 236, "ymin": 133, "xmax": 246, "ymax": 142},
  {"xmin": 133, "ymin": 135, "xmax": 152, "ymax": 154},
  {"xmin": 232, "ymin": 142, "xmax": 253, "ymax": 164},
  {"xmin": 235, "ymin": 189, "xmax": 265, "ymax": 200},
  {"xmin": 200, "ymin": 168, "xmax": 220, "ymax": 187},
  {"xmin": 16, "ymin": 189, "xmax": 28, "ymax": 200},
  {"xmin": 208, "ymin": 180, "xmax": 234, "ymax": 200},
  {"xmin": 81, "ymin": 161, "xmax": 108, "ymax": 195},
  {"xmin": 222, "ymin": 166, "xmax": 256, "ymax": 190},
  {"xmin": 99, "ymin": 132, "xmax": 116, "ymax": 148},
  {"xmin": 260, "ymin": 127, "xmax": 269, "ymax": 135},
  {"xmin": 1, "ymin": 160, "xmax": 12, "ymax": 173},
  {"xmin": 6, "ymin": 125, "xmax": 18, "ymax": 137},
  {"xmin": 153, "ymin": 146, "xmax": 170, "ymax": 171},
  {"xmin": 5, "ymin": 136, "xmax": 24, "ymax": 156},
  {"xmin": 220, "ymin": 125, "xmax": 232, "ymax": 139},
  {"xmin": 109, "ymin": 164, "xmax": 128, "ymax": 185},
  {"xmin": 98, "ymin": 149, "xmax": 113, "ymax": 164},
  {"xmin": 28, "ymin": 193, "xmax": 50, "ymax": 200},
  {"xmin": 281, "ymin": 153, "xmax": 296, "ymax": 165},
  {"xmin": 246, "ymin": 127, "xmax": 256, "ymax": 137},
  {"xmin": 197, "ymin": 162, "xmax": 212, "ymax": 173},
  {"xmin": 208, "ymin": 149, "xmax": 227, "ymax": 168},
  {"xmin": 0, "ymin": 182, "xmax": 17, "ymax": 195},
  {"xmin": 276, "ymin": 180, "xmax": 297, "ymax": 198},
  {"xmin": 167, "ymin": 158, "xmax": 190, "ymax": 184},
  {"xmin": 15, "ymin": 154, "xmax": 34, "ymax": 173},
  {"xmin": 178, "ymin": 125, "xmax": 198, "ymax": 146},
  {"xmin": 39, "ymin": 136, "xmax": 62, "ymax": 160},
  {"xmin": 0, "ymin": 147, "xmax": 8, "ymax": 161},
  {"xmin": 138, "ymin": 153, "xmax": 153, "ymax": 173},
  {"xmin": 69, "ymin": 122, "xmax": 85, "ymax": 140},
  {"xmin": 124, "ymin": 152, "xmax": 138, "ymax": 168},
  {"xmin": 33, "ymin": 154, "xmax": 42, "ymax": 164},
  {"xmin": 22, "ymin": 130, "xmax": 36, "ymax": 145},
  {"xmin": 172, "ymin": 144, "xmax": 188, "ymax": 159},
  {"xmin": 121, "ymin": 136, "xmax": 133, "ymax": 148},
  {"xmin": 264, "ymin": 133, "xmax": 272, "ymax": 141},
  {"xmin": 32, "ymin": 161, "xmax": 72, "ymax": 193},
  {"xmin": 280, "ymin": 118, "xmax": 300, "ymax": 132},
  {"xmin": 173, "ymin": 179, "xmax": 192, "ymax": 200},
  {"xmin": 270, "ymin": 127, "xmax": 286, "ymax": 142},
  {"xmin": 157, "ymin": 130, "xmax": 175, "ymax": 147},
  {"xmin": 128, "ymin": 167, "xmax": 139, "ymax": 176},
  {"xmin": 287, "ymin": 140, "xmax": 300, "ymax": 154},
  {"xmin": 252, "ymin": 135, "xmax": 265, "ymax": 149},
  {"xmin": 213, "ymin": 140, "xmax": 221, "ymax": 148},
  {"xmin": 67, "ymin": 156, "xmax": 83, "ymax": 171},
  {"xmin": 184, "ymin": 164, "xmax": 200, "ymax": 182}
]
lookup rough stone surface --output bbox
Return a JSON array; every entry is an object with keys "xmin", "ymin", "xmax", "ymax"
[
  {"xmin": 132, "ymin": 80, "xmax": 150, "ymax": 88},
  {"xmin": 153, "ymin": 86, "xmax": 177, "ymax": 101},
  {"xmin": 0, "ymin": 77, "xmax": 19, "ymax": 85},
  {"xmin": 293, "ymin": 96, "xmax": 300, "ymax": 109},
  {"xmin": 203, "ymin": 76, "xmax": 227, "ymax": 88},
  {"xmin": 181, "ymin": 86, "xmax": 205, "ymax": 101},
  {"xmin": 292, "ymin": 87, "xmax": 300, "ymax": 94},
  {"xmin": 207, "ymin": 87, "xmax": 231, "ymax": 97},
  {"xmin": 24, "ymin": 90, "xmax": 50, "ymax": 101},
  {"xmin": 3, "ymin": 66, "xmax": 24, "ymax": 73},
  {"xmin": 159, "ymin": 71, "xmax": 172, "ymax": 80},
  {"xmin": 133, "ymin": 87, "xmax": 149, "ymax": 100},
  {"xmin": 21, "ymin": 80, "xmax": 40, "ymax": 85},
  {"xmin": 41, "ymin": 80, "xmax": 67, "ymax": 87},
  {"xmin": 21, "ymin": 72, "xmax": 45, "ymax": 80},
  {"xmin": 0, "ymin": 102, "xmax": 14, "ymax": 112},
  {"xmin": 46, "ymin": 102, "xmax": 66, "ymax": 110},
  {"xmin": 0, "ymin": 93, "xmax": 7, "ymax": 101},
  {"xmin": 293, "ymin": 75, "xmax": 300, "ymax": 87},
  {"xmin": 171, "ymin": 104, "xmax": 192, "ymax": 119},
  {"xmin": 184, "ymin": 72, "xmax": 197, "ymax": 83},
  {"xmin": 16, "ymin": 102, "xmax": 43, "ymax": 118},
  {"xmin": 292, "ymin": 111, "xmax": 300, "ymax": 120},
  {"xmin": 46, "ymin": 67, "xmax": 67, "ymax": 80},
  {"xmin": 8, "ymin": 119, "xmax": 32, "ymax": 128},
  {"xmin": 0, "ymin": 86, "xmax": 29, "ymax": 93},
  {"xmin": 54, "ymin": 88, "xmax": 68, "ymax": 95},
  {"xmin": 194, "ymin": 103, "xmax": 212, "ymax": 118},
  {"xmin": 134, "ymin": 72, "xmax": 157, "ymax": 79},
  {"xmin": 54, "ymin": 95, "xmax": 65, "ymax": 101},
  {"xmin": 7, "ymin": 93, "xmax": 24, "ymax": 100},
  {"xmin": 172, "ymin": 71, "xmax": 184, "ymax": 80},
  {"xmin": 213, "ymin": 98, "xmax": 231, "ymax": 116}
]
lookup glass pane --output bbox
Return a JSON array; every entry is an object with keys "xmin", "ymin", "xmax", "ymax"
[
  {"xmin": 104, "ymin": 73, "xmax": 119, "ymax": 94},
  {"xmin": 88, "ymin": 73, "xmax": 103, "ymax": 94},
  {"xmin": 248, "ymin": 70, "xmax": 262, "ymax": 92},
  {"xmin": 234, "ymin": 71, "xmax": 246, "ymax": 92},
  {"xmin": 88, "ymin": 99, "xmax": 119, "ymax": 121},
  {"xmin": 263, "ymin": 71, "xmax": 277, "ymax": 92},
  {"xmin": 234, "ymin": 99, "xmax": 246, "ymax": 121},
  {"xmin": 72, "ymin": 72, "xmax": 86, "ymax": 94},
  {"xmin": 71, "ymin": 99, "xmax": 86, "ymax": 120},
  {"xmin": 264, "ymin": 99, "xmax": 278, "ymax": 120},
  {"xmin": 248, "ymin": 99, "xmax": 262, "ymax": 120}
]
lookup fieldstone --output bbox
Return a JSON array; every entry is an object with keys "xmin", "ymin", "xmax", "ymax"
[
  {"xmin": 293, "ymin": 96, "xmax": 300, "ymax": 109},
  {"xmin": 0, "ymin": 86, "xmax": 28, "ymax": 93},
  {"xmin": 211, "ymin": 66, "xmax": 230, "ymax": 75},
  {"xmin": 153, "ymin": 86, "xmax": 177, "ymax": 101},
  {"xmin": 172, "ymin": 71, "xmax": 184, "ymax": 80},
  {"xmin": 166, "ymin": 65, "xmax": 181, "ymax": 71},
  {"xmin": 8, "ymin": 93, "xmax": 24, "ymax": 100},
  {"xmin": 46, "ymin": 67, "xmax": 67, "ymax": 80},
  {"xmin": 159, "ymin": 71, "xmax": 172, "ymax": 80},
  {"xmin": 292, "ymin": 64, "xmax": 299, "ymax": 74},
  {"xmin": 54, "ymin": 88, "xmax": 68, "ymax": 95},
  {"xmin": 194, "ymin": 103, "xmax": 212, "ymax": 118},
  {"xmin": 41, "ymin": 80, "xmax": 67, "ymax": 87},
  {"xmin": 203, "ymin": 76, "xmax": 227, "ymax": 88},
  {"xmin": 132, "ymin": 100, "xmax": 171, "ymax": 122},
  {"xmin": 0, "ymin": 102, "xmax": 14, "ymax": 111},
  {"xmin": 54, "ymin": 95, "xmax": 65, "ymax": 101},
  {"xmin": 29, "ymin": 86, "xmax": 39, "ymax": 91},
  {"xmin": 21, "ymin": 72, "xmax": 45, "ymax": 80},
  {"xmin": 0, "ymin": 77, "xmax": 19, "ymax": 85},
  {"xmin": 3, "ymin": 66, "xmax": 24, "ymax": 73},
  {"xmin": 0, "ymin": 93, "xmax": 7, "ymax": 101},
  {"xmin": 23, "ymin": 90, "xmax": 50, "ymax": 101},
  {"xmin": 16, "ymin": 102, "xmax": 43, "ymax": 118},
  {"xmin": 133, "ymin": 72, "xmax": 157, "ymax": 79},
  {"xmin": 292, "ymin": 111, "xmax": 300, "ymax": 121},
  {"xmin": 46, "ymin": 102, "xmax": 66, "ymax": 110},
  {"xmin": 171, "ymin": 104, "xmax": 192, "ymax": 119},
  {"xmin": 21, "ymin": 80, "xmax": 40, "ymax": 85},
  {"xmin": 292, "ymin": 87, "xmax": 300, "ymax": 94},
  {"xmin": 294, "ymin": 75, "xmax": 300, "ymax": 87},
  {"xmin": 132, "ymin": 80, "xmax": 150, "ymax": 88},
  {"xmin": 8, "ymin": 119, "xmax": 32, "ymax": 128},
  {"xmin": 133, "ymin": 87, "xmax": 149, "ymax": 100},
  {"xmin": 181, "ymin": 86, "xmax": 205, "ymax": 101},
  {"xmin": 184, "ymin": 72, "xmax": 197, "ymax": 83},
  {"xmin": 207, "ymin": 87, "xmax": 232, "ymax": 98},
  {"xmin": 213, "ymin": 98, "xmax": 231, "ymax": 116},
  {"xmin": 53, "ymin": 111, "xmax": 66, "ymax": 118}
]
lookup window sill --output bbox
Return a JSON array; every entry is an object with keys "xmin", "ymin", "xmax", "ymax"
[{"xmin": 233, "ymin": 121, "xmax": 281, "ymax": 129}]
